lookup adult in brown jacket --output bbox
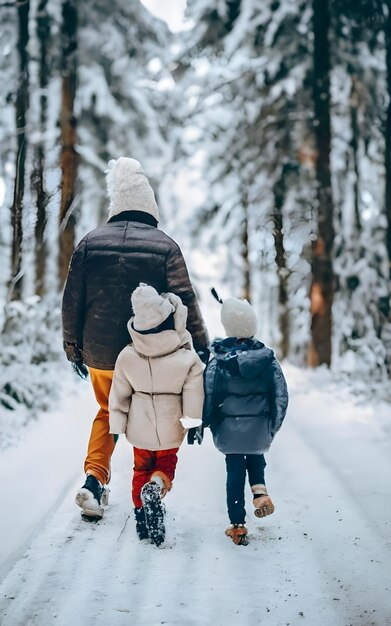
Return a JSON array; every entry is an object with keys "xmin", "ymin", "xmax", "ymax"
[{"xmin": 62, "ymin": 157, "xmax": 209, "ymax": 520}]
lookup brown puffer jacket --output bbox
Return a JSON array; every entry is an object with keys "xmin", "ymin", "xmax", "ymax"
[{"xmin": 62, "ymin": 211, "xmax": 209, "ymax": 369}]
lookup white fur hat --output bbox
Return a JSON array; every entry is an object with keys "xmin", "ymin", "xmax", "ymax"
[
  {"xmin": 221, "ymin": 298, "xmax": 257, "ymax": 338},
  {"xmin": 131, "ymin": 283, "xmax": 174, "ymax": 331},
  {"xmin": 106, "ymin": 157, "xmax": 159, "ymax": 222}
]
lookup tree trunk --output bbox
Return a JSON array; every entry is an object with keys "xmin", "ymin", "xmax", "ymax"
[
  {"xmin": 350, "ymin": 74, "xmax": 362, "ymax": 234},
  {"xmin": 9, "ymin": 0, "xmax": 30, "ymax": 301},
  {"xmin": 309, "ymin": 0, "xmax": 335, "ymax": 367},
  {"xmin": 385, "ymin": 0, "xmax": 391, "ymax": 280},
  {"xmin": 58, "ymin": 0, "xmax": 78, "ymax": 288},
  {"xmin": 272, "ymin": 168, "xmax": 290, "ymax": 359},
  {"xmin": 241, "ymin": 189, "xmax": 251, "ymax": 303},
  {"xmin": 31, "ymin": 0, "xmax": 50, "ymax": 297}
]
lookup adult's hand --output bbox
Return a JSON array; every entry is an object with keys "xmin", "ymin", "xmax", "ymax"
[{"xmin": 72, "ymin": 361, "xmax": 89, "ymax": 379}]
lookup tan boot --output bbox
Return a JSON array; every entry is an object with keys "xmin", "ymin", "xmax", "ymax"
[
  {"xmin": 150, "ymin": 471, "xmax": 172, "ymax": 499},
  {"xmin": 225, "ymin": 524, "xmax": 249, "ymax": 545},
  {"xmin": 251, "ymin": 484, "xmax": 275, "ymax": 518}
]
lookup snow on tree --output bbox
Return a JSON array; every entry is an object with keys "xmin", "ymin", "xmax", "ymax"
[
  {"xmin": 163, "ymin": 0, "xmax": 391, "ymax": 389},
  {"xmin": 0, "ymin": 0, "xmax": 390, "ymax": 420},
  {"xmin": 0, "ymin": 0, "xmax": 171, "ymax": 415}
]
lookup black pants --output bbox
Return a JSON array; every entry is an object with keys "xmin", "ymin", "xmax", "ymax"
[{"xmin": 225, "ymin": 454, "xmax": 266, "ymax": 524}]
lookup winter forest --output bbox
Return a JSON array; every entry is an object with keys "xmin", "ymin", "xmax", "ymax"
[
  {"xmin": 1, "ymin": 1, "xmax": 391, "ymax": 625},
  {"xmin": 1, "ymin": 0, "xmax": 391, "ymax": 413}
]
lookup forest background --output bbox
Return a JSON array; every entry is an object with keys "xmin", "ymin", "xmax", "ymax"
[{"xmin": 0, "ymin": 0, "xmax": 391, "ymax": 436}]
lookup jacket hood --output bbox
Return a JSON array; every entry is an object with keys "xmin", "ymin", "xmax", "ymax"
[
  {"xmin": 212, "ymin": 337, "xmax": 274, "ymax": 379},
  {"xmin": 128, "ymin": 325, "xmax": 193, "ymax": 358}
]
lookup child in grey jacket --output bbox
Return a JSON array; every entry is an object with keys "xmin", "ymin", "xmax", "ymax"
[{"xmin": 203, "ymin": 297, "xmax": 288, "ymax": 545}]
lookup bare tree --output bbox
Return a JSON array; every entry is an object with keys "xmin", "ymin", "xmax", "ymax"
[
  {"xmin": 58, "ymin": 0, "xmax": 78, "ymax": 288},
  {"xmin": 9, "ymin": 0, "xmax": 30, "ymax": 301},
  {"xmin": 241, "ymin": 187, "xmax": 251, "ymax": 303},
  {"xmin": 31, "ymin": 0, "xmax": 50, "ymax": 297},
  {"xmin": 272, "ymin": 164, "xmax": 291, "ymax": 360},
  {"xmin": 385, "ymin": 1, "xmax": 391, "ymax": 280}
]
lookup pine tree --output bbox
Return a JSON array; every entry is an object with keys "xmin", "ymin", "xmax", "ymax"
[
  {"xmin": 330, "ymin": 0, "xmax": 390, "ymax": 379},
  {"xmin": 175, "ymin": 0, "xmax": 312, "ymax": 357}
]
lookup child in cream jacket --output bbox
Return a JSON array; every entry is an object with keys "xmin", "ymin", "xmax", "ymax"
[{"xmin": 109, "ymin": 283, "xmax": 204, "ymax": 546}]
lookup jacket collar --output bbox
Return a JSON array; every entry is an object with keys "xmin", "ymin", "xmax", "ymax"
[
  {"xmin": 212, "ymin": 337, "xmax": 264, "ymax": 354},
  {"xmin": 107, "ymin": 210, "xmax": 158, "ymax": 227}
]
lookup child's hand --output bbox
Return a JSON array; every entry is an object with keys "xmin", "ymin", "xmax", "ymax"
[
  {"xmin": 180, "ymin": 417, "xmax": 204, "ymax": 444},
  {"xmin": 180, "ymin": 416, "xmax": 202, "ymax": 429},
  {"xmin": 197, "ymin": 348, "xmax": 210, "ymax": 364},
  {"xmin": 187, "ymin": 425, "xmax": 204, "ymax": 445}
]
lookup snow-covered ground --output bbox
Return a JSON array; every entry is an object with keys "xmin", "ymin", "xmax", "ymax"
[
  {"xmin": 0, "ymin": 374, "xmax": 93, "ymax": 578},
  {"xmin": 0, "ymin": 365, "xmax": 391, "ymax": 626}
]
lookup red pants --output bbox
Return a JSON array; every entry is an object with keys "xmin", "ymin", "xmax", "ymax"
[{"xmin": 132, "ymin": 447, "xmax": 179, "ymax": 508}]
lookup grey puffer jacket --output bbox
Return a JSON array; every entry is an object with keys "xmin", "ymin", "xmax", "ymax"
[
  {"xmin": 62, "ymin": 211, "xmax": 209, "ymax": 370},
  {"xmin": 203, "ymin": 338, "xmax": 288, "ymax": 455}
]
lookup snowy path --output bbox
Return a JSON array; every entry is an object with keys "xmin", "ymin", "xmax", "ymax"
[
  {"xmin": 1, "ymin": 366, "xmax": 391, "ymax": 626},
  {"xmin": 0, "ymin": 375, "xmax": 92, "ymax": 578}
]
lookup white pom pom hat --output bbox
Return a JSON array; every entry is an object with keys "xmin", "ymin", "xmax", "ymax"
[
  {"xmin": 131, "ymin": 283, "xmax": 174, "ymax": 331},
  {"xmin": 221, "ymin": 298, "xmax": 257, "ymax": 338},
  {"xmin": 106, "ymin": 157, "xmax": 159, "ymax": 222}
]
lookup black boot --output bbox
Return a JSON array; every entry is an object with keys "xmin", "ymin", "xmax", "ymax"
[
  {"xmin": 75, "ymin": 474, "xmax": 108, "ymax": 522},
  {"xmin": 134, "ymin": 507, "xmax": 149, "ymax": 540},
  {"xmin": 141, "ymin": 482, "xmax": 166, "ymax": 546}
]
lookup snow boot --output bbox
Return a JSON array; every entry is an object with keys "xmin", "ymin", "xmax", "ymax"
[
  {"xmin": 251, "ymin": 484, "xmax": 275, "ymax": 518},
  {"xmin": 75, "ymin": 474, "xmax": 109, "ymax": 522},
  {"xmin": 225, "ymin": 524, "xmax": 249, "ymax": 546},
  {"xmin": 134, "ymin": 507, "xmax": 149, "ymax": 540},
  {"xmin": 141, "ymin": 481, "xmax": 166, "ymax": 547}
]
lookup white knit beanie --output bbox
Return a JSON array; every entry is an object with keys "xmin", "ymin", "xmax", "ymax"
[
  {"xmin": 221, "ymin": 298, "xmax": 257, "ymax": 338},
  {"xmin": 131, "ymin": 283, "xmax": 174, "ymax": 331},
  {"xmin": 106, "ymin": 157, "xmax": 159, "ymax": 221}
]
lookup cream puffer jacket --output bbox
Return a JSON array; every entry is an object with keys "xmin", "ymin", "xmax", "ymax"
[{"xmin": 108, "ymin": 294, "xmax": 204, "ymax": 450}]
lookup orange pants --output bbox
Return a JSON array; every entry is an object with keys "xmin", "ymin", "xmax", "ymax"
[
  {"xmin": 85, "ymin": 368, "xmax": 116, "ymax": 485},
  {"xmin": 132, "ymin": 447, "xmax": 179, "ymax": 508}
]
